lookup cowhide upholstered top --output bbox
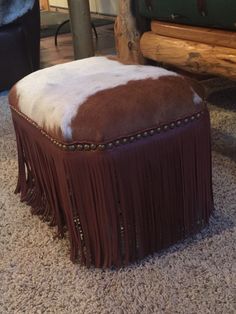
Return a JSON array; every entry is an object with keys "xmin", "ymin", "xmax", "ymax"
[{"xmin": 9, "ymin": 56, "xmax": 204, "ymax": 143}]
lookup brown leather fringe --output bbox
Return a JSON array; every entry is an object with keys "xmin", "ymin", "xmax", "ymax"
[{"xmin": 11, "ymin": 109, "xmax": 214, "ymax": 268}]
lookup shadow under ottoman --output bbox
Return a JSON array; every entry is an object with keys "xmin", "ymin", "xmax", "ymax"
[{"xmin": 9, "ymin": 56, "xmax": 214, "ymax": 268}]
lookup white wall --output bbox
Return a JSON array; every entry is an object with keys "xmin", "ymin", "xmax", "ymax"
[
  {"xmin": 96, "ymin": 0, "xmax": 119, "ymax": 15},
  {"xmin": 49, "ymin": 0, "xmax": 119, "ymax": 15},
  {"xmin": 89, "ymin": 0, "xmax": 97, "ymax": 12},
  {"xmin": 49, "ymin": 0, "xmax": 68, "ymax": 8}
]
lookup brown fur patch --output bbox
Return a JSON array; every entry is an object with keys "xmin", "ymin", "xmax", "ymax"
[{"xmin": 68, "ymin": 76, "xmax": 205, "ymax": 143}]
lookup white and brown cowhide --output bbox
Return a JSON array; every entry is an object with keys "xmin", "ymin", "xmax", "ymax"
[{"xmin": 9, "ymin": 56, "xmax": 204, "ymax": 143}]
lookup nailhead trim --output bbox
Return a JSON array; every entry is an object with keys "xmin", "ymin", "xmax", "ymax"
[
  {"xmin": 10, "ymin": 106, "xmax": 205, "ymax": 152},
  {"xmin": 77, "ymin": 144, "xmax": 83, "ymax": 151},
  {"xmin": 177, "ymin": 120, "xmax": 181, "ymax": 126},
  {"xmin": 84, "ymin": 144, "xmax": 90, "ymax": 151},
  {"xmin": 149, "ymin": 130, "xmax": 155, "ymax": 136},
  {"xmin": 164, "ymin": 125, "xmax": 169, "ymax": 131},
  {"xmin": 90, "ymin": 144, "xmax": 97, "ymax": 150},
  {"xmin": 98, "ymin": 144, "xmax": 105, "ymax": 151}
]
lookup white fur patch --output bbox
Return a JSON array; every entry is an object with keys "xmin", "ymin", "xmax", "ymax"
[
  {"xmin": 192, "ymin": 90, "xmax": 202, "ymax": 105},
  {"xmin": 16, "ymin": 56, "xmax": 178, "ymax": 140}
]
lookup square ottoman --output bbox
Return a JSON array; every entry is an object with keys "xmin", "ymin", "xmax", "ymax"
[{"xmin": 9, "ymin": 56, "xmax": 214, "ymax": 268}]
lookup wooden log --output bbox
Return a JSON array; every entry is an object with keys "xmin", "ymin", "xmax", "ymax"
[
  {"xmin": 151, "ymin": 21, "xmax": 236, "ymax": 50},
  {"xmin": 40, "ymin": 0, "xmax": 49, "ymax": 11},
  {"xmin": 140, "ymin": 32, "xmax": 236, "ymax": 80},
  {"xmin": 68, "ymin": 0, "xmax": 94, "ymax": 60},
  {"xmin": 114, "ymin": 0, "xmax": 145, "ymax": 64}
]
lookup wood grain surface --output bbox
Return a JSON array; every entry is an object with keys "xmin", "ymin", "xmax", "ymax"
[
  {"xmin": 151, "ymin": 21, "xmax": 236, "ymax": 50},
  {"xmin": 140, "ymin": 32, "xmax": 236, "ymax": 79}
]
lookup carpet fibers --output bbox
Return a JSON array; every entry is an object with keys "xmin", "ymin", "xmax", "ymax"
[{"xmin": 0, "ymin": 91, "xmax": 235, "ymax": 313}]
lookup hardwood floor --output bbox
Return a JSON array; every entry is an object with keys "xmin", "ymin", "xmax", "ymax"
[{"xmin": 40, "ymin": 24, "xmax": 116, "ymax": 68}]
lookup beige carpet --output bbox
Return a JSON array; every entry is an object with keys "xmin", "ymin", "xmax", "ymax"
[{"xmin": 0, "ymin": 91, "xmax": 235, "ymax": 313}]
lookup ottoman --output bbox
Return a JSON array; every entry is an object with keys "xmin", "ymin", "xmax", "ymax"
[{"xmin": 9, "ymin": 56, "xmax": 213, "ymax": 268}]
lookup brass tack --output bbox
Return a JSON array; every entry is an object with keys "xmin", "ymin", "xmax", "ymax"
[
  {"xmin": 62, "ymin": 145, "xmax": 67, "ymax": 150},
  {"xmin": 108, "ymin": 143, "xmax": 113, "ymax": 149},
  {"xmin": 143, "ymin": 131, "xmax": 148, "ymax": 137},
  {"xmin": 164, "ymin": 125, "xmax": 169, "ymax": 131},
  {"xmin": 184, "ymin": 118, "xmax": 189, "ymax": 123},
  {"xmin": 115, "ymin": 140, "xmax": 120, "ymax": 146},
  {"xmin": 191, "ymin": 116, "xmax": 195, "ymax": 121},
  {"xmin": 157, "ymin": 127, "xmax": 161, "ymax": 133},
  {"xmin": 149, "ymin": 130, "xmax": 155, "ymax": 135},
  {"xmin": 98, "ymin": 144, "xmax": 105, "ymax": 151},
  {"xmin": 90, "ymin": 144, "xmax": 97, "ymax": 150},
  {"xmin": 170, "ymin": 123, "xmax": 175, "ymax": 129},
  {"xmin": 77, "ymin": 144, "xmax": 84, "ymax": 151},
  {"xmin": 130, "ymin": 136, "xmax": 135, "ymax": 142},
  {"xmin": 177, "ymin": 120, "xmax": 181, "ymax": 126},
  {"xmin": 122, "ymin": 138, "xmax": 128, "ymax": 144},
  {"xmin": 84, "ymin": 144, "xmax": 90, "ymax": 151},
  {"xmin": 68, "ymin": 145, "xmax": 76, "ymax": 151},
  {"xmin": 136, "ymin": 134, "xmax": 142, "ymax": 139},
  {"xmin": 196, "ymin": 113, "xmax": 201, "ymax": 119}
]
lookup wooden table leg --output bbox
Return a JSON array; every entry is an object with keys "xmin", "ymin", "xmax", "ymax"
[{"xmin": 67, "ymin": 0, "xmax": 94, "ymax": 60}]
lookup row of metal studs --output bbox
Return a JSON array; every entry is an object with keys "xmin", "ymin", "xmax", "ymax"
[
  {"xmin": 11, "ymin": 106, "xmax": 204, "ymax": 152},
  {"xmin": 11, "ymin": 106, "xmax": 40, "ymax": 129}
]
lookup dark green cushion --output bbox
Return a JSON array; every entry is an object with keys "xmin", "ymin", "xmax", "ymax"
[{"xmin": 138, "ymin": 0, "xmax": 236, "ymax": 31}]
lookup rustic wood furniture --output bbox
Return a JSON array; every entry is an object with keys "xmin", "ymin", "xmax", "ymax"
[{"xmin": 115, "ymin": 0, "xmax": 236, "ymax": 80}]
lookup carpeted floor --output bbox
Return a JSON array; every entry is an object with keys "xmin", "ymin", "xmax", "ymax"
[{"xmin": 0, "ymin": 91, "xmax": 235, "ymax": 313}]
